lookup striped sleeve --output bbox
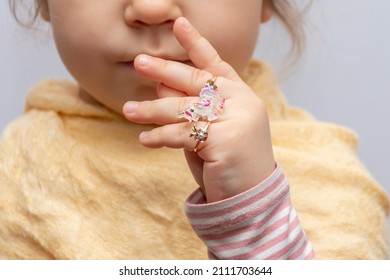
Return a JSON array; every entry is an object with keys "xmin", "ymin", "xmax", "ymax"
[{"xmin": 184, "ymin": 163, "xmax": 314, "ymax": 260}]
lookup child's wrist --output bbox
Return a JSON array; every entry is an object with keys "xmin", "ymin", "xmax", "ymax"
[{"xmin": 205, "ymin": 159, "xmax": 276, "ymax": 203}]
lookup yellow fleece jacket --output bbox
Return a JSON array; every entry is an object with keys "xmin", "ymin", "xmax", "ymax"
[{"xmin": 0, "ymin": 61, "xmax": 388, "ymax": 259}]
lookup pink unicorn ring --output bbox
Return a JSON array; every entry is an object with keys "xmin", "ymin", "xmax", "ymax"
[
  {"xmin": 177, "ymin": 77, "xmax": 225, "ymax": 122},
  {"xmin": 178, "ymin": 77, "xmax": 224, "ymax": 152}
]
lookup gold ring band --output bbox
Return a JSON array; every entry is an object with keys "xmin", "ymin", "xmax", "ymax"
[
  {"xmin": 207, "ymin": 76, "xmax": 218, "ymax": 90},
  {"xmin": 190, "ymin": 122, "xmax": 211, "ymax": 152}
]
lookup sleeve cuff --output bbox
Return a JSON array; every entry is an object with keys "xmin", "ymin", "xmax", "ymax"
[{"xmin": 184, "ymin": 162, "xmax": 289, "ymax": 233}]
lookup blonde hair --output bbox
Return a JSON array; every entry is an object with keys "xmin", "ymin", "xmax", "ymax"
[
  {"xmin": 268, "ymin": 0, "xmax": 312, "ymax": 65},
  {"xmin": 9, "ymin": 0, "xmax": 311, "ymax": 60},
  {"xmin": 8, "ymin": 0, "xmax": 42, "ymax": 27}
]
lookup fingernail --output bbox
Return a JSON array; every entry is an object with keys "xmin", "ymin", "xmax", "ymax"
[
  {"xmin": 139, "ymin": 131, "xmax": 150, "ymax": 141},
  {"xmin": 124, "ymin": 101, "xmax": 138, "ymax": 114},
  {"xmin": 179, "ymin": 17, "xmax": 192, "ymax": 31},
  {"xmin": 137, "ymin": 54, "xmax": 152, "ymax": 67}
]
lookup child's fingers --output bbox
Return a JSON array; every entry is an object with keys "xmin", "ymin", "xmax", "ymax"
[
  {"xmin": 156, "ymin": 83, "xmax": 187, "ymax": 98},
  {"xmin": 139, "ymin": 121, "xmax": 214, "ymax": 153},
  {"xmin": 173, "ymin": 17, "xmax": 241, "ymax": 81},
  {"xmin": 134, "ymin": 55, "xmax": 235, "ymax": 99},
  {"xmin": 135, "ymin": 54, "xmax": 213, "ymax": 96},
  {"xmin": 123, "ymin": 96, "xmax": 198, "ymax": 125}
]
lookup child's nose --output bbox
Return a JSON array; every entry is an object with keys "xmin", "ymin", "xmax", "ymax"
[{"xmin": 124, "ymin": 0, "xmax": 182, "ymax": 26}]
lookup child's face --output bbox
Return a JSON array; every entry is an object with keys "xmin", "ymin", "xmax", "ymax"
[{"xmin": 40, "ymin": 0, "xmax": 269, "ymax": 113}]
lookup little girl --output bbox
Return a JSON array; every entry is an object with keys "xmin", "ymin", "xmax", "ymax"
[{"xmin": 1, "ymin": 0, "xmax": 388, "ymax": 260}]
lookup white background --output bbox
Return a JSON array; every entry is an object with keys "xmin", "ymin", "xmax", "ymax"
[{"xmin": 0, "ymin": 0, "xmax": 389, "ymax": 196}]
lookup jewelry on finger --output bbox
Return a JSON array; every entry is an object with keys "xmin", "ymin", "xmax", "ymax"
[
  {"xmin": 207, "ymin": 76, "xmax": 218, "ymax": 90},
  {"xmin": 178, "ymin": 76, "xmax": 225, "ymax": 122},
  {"xmin": 190, "ymin": 122, "xmax": 211, "ymax": 152}
]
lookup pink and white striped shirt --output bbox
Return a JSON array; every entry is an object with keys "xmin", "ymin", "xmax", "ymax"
[{"xmin": 184, "ymin": 163, "xmax": 314, "ymax": 260}]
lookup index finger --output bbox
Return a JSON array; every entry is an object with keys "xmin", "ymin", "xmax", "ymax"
[{"xmin": 173, "ymin": 17, "xmax": 241, "ymax": 81}]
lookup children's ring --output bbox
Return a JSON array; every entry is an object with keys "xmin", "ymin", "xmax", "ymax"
[
  {"xmin": 190, "ymin": 122, "xmax": 211, "ymax": 152},
  {"xmin": 208, "ymin": 76, "xmax": 218, "ymax": 89},
  {"xmin": 177, "ymin": 76, "xmax": 225, "ymax": 122}
]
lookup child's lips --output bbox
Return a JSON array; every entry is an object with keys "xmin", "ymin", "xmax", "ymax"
[
  {"xmin": 126, "ymin": 61, "xmax": 135, "ymax": 68},
  {"xmin": 119, "ymin": 61, "xmax": 135, "ymax": 69}
]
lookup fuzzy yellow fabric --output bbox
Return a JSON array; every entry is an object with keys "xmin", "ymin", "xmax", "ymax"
[{"xmin": 0, "ymin": 61, "xmax": 388, "ymax": 259}]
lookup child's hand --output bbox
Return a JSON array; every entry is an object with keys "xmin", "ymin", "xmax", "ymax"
[{"xmin": 123, "ymin": 17, "xmax": 275, "ymax": 203}]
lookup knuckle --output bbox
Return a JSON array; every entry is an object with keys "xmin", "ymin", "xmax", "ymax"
[
  {"xmin": 179, "ymin": 123, "xmax": 195, "ymax": 150},
  {"xmin": 191, "ymin": 68, "xmax": 210, "ymax": 89},
  {"xmin": 177, "ymin": 98, "xmax": 188, "ymax": 115},
  {"xmin": 178, "ymin": 123, "xmax": 190, "ymax": 138},
  {"xmin": 210, "ymin": 50, "xmax": 223, "ymax": 66},
  {"xmin": 141, "ymin": 100, "xmax": 154, "ymax": 119},
  {"xmin": 146, "ymin": 127, "xmax": 162, "ymax": 146},
  {"xmin": 229, "ymin": 121, "xmax": 245, "ymax": 142}
]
